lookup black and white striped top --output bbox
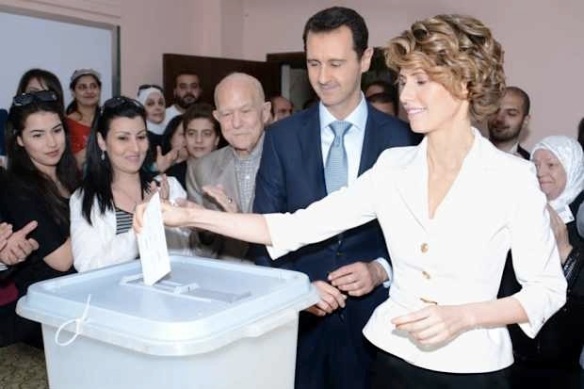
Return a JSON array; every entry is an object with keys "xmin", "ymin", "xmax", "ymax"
[{"xmin": 115, "ymin": 207, "xmax": 133, "ymax": 235}]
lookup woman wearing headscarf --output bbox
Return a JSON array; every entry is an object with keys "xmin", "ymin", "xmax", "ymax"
[
  {"xmin": 136, "ymin": 84, "xmax": 166, "ymax": 147},
  {"xmin": 507, "ymin": 135, "xmax": 584, "ymax": 387}
]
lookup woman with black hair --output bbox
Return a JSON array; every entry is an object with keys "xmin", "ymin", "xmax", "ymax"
[
  {"xmin": 0, "ymin": 90, "xmax": 80, "ymax": 346},
  {"xmin": 70, "ymin": 96, "xmax": 193, "ymax": 273},
  {"xmin": 157, "ymin": 115, "xmax": 189, "ymax": 188},
  {"xmin": 1, "ymin": 68, "xmax": 66, "ymax": 158},
  {"xmin": 15, "ymin": 68, "xmax": 65, "ymax": 112}
]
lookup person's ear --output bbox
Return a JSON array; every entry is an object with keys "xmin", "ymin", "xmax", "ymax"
[
  {"xmin": 522, "ymin": 114, "xmax": 531, "ymax": 130},
  {"xmin": 261, "ymin": 101, "xmax": 272, "ymax": 125},
  {"xmin": 360, "ymin": 47, "xmax": 374, "ymax": 73},
  {"xmin": 97, "ymin": 132, "xmax": 107, "ymax": 151}
]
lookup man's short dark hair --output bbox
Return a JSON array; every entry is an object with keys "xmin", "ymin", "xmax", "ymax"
[
  {"xmin": 506, "ymin": 86, "xmax": 530, "ymax": 115},
  {"xmin": 367, "ymin": 92, "xmax": 398, "ymax": 114},
  {"xmin": 302, "ymin": 7, "xmax": 368, "ymax": 58},
  {"xmin": 174, "ymin": 71, "xmax": 199, "ymax": 88},
  {"xmin": 365, "ymin": 80, "xmax": 394, "ymax": 95}
]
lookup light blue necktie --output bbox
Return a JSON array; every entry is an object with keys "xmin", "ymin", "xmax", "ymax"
[{"xmin": 325, "ymin": 121, "xmax": 351, "ymax": 194}]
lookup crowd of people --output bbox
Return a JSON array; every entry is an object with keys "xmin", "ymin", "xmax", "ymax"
[{"xmin": 0, "ymin": 5, "xmax": 583, "ymax": 388}]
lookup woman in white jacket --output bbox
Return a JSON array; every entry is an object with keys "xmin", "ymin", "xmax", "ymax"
[
  {"xmin": 135, "ymin": 13, "xmax": 567, "ymax": 387},
  {"xmin": 71, "ymin": 96, "xmax": 193, "ymax": 272}
]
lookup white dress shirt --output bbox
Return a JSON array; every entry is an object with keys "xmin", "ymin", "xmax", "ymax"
[
  {"xmin": 264, "ymin": 129, "xmax": 566, "ymax": 373},
  {"xmin": 319, "ymin": 96, "xmax": 392, "ymax": 284},
  {"xmin": 319, "ymin": 95, "xmax": 367, "ymax": 186}
]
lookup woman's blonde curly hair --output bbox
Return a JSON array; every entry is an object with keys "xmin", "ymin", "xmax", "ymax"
[{"xmin": 386, "ymin": 14, "xmax": 506, "ymax": 122}]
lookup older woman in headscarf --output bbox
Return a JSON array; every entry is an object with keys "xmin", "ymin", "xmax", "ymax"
[
  {"xmin": 508, "ymin": 135, "xmax": 584, "ymax": 385},
  {"xmin": 136, "ymin": 84, "xmax": 166, "ymax": 147}
]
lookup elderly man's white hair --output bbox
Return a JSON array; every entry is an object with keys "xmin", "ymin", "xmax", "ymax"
[{"xmin": 214, "ymin": 72, "xmax": 266, "ymax": 107}]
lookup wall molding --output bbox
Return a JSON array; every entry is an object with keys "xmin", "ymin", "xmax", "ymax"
[{"xmin": 24, "ymin": 0, "xmax": 120, "ymax": 18}]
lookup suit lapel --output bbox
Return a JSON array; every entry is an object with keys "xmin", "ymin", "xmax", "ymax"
[
  {"xmin": 298, "ymin": 106, "xmax": 327, "ymax": 198},
  {"xmin": 358, "ymin": 108, "xmax": 381, "ymax": 176}
]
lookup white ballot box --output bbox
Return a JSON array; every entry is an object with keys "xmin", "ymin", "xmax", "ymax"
[{"xmin": 17, "ymin": 256, "xmax": 318, "ymax": 389}]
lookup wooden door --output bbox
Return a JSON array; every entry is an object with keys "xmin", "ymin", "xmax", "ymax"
[{"xmin": 163, "ymin": 54, "xmax": 281, "ymax": 106}]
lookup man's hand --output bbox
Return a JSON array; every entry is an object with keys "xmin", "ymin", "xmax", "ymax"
[
  {"xmin": 0, "ymin": 221, "xmax": 39, "ymax": 265},
  {"xmin": 306, "ymin": 280, "xmax": 347, "ymax": 317},
  {"xmin": 328, "ymin": 261, "xmax": 387, "ymax": 297},
  {"xmin": 203, "ymin": 185, "xmax": 240, "ymax": 213}
]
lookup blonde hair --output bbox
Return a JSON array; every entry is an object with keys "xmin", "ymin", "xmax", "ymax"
[{"xmin": 386, "ymin": 14, "xmax": 505, "ymax": 122}]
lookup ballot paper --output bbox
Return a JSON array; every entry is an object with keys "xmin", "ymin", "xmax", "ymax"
[{"xmin": 137, "ymin": 192, "xmax": 171, "ymax": 285}]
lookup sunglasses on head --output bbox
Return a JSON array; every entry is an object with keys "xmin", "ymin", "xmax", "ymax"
[
  {"xmin": 12, "ymin": 90, "xmax": 58, "ymax": 107},
  {"xmin": 100, "ymin": 96, "xmax": 144, "ymax": 114}
]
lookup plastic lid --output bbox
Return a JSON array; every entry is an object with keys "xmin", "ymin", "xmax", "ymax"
[{"xmin": 17, "ymin": 256, "xmax": 317, "ymax": 355}]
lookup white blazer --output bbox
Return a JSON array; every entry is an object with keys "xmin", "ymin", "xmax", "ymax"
[
  {"xmin": 71, "ymin": 176, "xmax": 194, "ymax": 272},
  {"xmin": 265, "ymin": 129, "xmax": 567, "ymax": 373}
]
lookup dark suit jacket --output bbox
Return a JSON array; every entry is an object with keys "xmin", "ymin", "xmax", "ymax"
[
  {"xmin": 517, "ymin": 144, "xmax": 530, "ymax": 160},
  {"xmin": 251, "ymin": 103, "xmax": 416, "ymax": 385}
]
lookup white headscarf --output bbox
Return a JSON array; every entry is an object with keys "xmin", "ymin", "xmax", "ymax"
[
  {"xmin": 137, "ymin": 87, "xmax": 166, "ymax": 135},
  {"xmin": 531, "ymin": 135, "xmax": 584, "ymax": 222}
]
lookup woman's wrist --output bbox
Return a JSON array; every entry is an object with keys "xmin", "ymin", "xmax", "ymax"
[{"xmin": 559, "ymin": 244, "xmax": 573, "ymax": 265}]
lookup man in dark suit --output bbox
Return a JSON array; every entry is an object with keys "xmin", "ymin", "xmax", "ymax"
[
  {"xmin": 487, "ymin": 86, "xmax": 531, "ymax": 160},
  {"xmin": 252, "ymin": 7, "xmax": 416, "ymax": 389}
]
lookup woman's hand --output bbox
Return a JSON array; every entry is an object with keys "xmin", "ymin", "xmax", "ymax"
[
  {"xmin": 145, "ymin": 175, "xmax": 170, "ymax": 204},
  {"xmin": 202, "ymin": 185, "xmax": 240, "ymax": 213},
  {"xmin": 0, "ymin": 221, "xmax": 39, "ymax": 265},
  {"xmin": 547, "ymin": 205, "xmax": 571, "ymax": 264},
  {"xmin": 155, "ymin": 146, "xmax": 179, "ymax": 174},
  {"xmin": 392, "ymin": 304, "xmax": 474, "ymax": 346},
  {"xmin": 134, "ymin": 198, "xmax": 202, "ymax": 232},
  {"xmin": 0, "ymin": 222, "xmax": 13, "ymax": 251}
]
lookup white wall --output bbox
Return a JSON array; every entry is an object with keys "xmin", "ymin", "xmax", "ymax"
[
  {"xmin": 0, "ymin": 0, "xmax": 582, "ymax": 147},
  {"xmin": 0, "ymin": 11, "xmax": 113, "ymax": 109},
  {"xmin": 240, "ymin": 0, "xmax": 584, "ymax": 148}
]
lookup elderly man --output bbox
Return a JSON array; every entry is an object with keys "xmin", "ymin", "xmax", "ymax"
[{"xmin": 186, "ymin": 72, "xmax": 270, "ymax": 261}]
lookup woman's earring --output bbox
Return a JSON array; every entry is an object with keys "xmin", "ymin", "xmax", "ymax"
[{"xmin": 101, "ymin": 150, "xmax": 106, "ymax": 161}]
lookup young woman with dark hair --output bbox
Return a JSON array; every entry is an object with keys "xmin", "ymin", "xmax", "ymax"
[
  {"xmin": 15, "ymin": 68, "xmax": 65, "ymax": 112},
  {"xmin": 157, "ymin": 115, "xmax": 188, "ymax": 188},
  {"xmin": 70, "ymin": 96, "xmax": 193, "ymax": 273},
  {"xmin": 0, "ymin": 90, "xmax": 80, "ymax": 346}
]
